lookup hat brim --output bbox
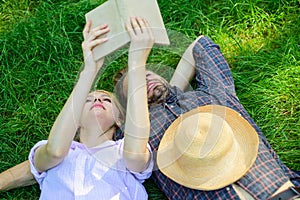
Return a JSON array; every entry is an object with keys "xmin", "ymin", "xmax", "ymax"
[{"xmin": 157, "ymin": 105, "xmax": 259, "ymax": 190}]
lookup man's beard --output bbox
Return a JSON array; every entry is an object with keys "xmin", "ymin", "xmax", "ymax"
[{"xmin": 147, "ymin": 79, "xmax": 170, "ymax": 106}]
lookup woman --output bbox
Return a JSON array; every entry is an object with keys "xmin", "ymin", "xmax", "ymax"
[{"xmin": 28, "ymin": 17, "xmax": 154, "ymax": 199}]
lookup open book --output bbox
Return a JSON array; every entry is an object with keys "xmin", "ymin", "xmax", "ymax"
[{"xmin": 85, "ymin": 0, "xmax": 170, "ymax": 60}]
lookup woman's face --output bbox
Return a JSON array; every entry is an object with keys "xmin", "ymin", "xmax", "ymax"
[{"xmin": 80, "ymin": 91, "xmax": 121, "ymax": 131}]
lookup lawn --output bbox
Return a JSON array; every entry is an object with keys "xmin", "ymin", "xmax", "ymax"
[{"xmin": 0, "ymin": 0, "xmax": 299, "ymax": 199}]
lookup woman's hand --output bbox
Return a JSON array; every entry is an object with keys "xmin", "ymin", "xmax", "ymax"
[
  {"xmin": 82, "ymin": 20, "xmax": 110, "ymax": 73},
  {"xmin": 126, "ymin": 17, "xmax": 154, "ymax": 65}
]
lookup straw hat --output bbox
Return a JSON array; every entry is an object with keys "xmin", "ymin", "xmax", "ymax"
[{"xmin": 157, "ymin": 105, "xmax": 259, "ymax": 190}]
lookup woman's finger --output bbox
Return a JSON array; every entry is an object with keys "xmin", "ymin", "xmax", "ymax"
[
  {"xmin": 90, "ymin": 24, "xmax": 109, "ymax": 35},
  {"xmin": 143, "ymin": 18, "xmax": 154, "ymax": 41},
  {"xmin": 87, "ymin": 24, "xmax": 109, "ymax": 42},
  {"xmin": 130, "ymin": 17, "xmax": 142, "ymax": 35},
  {"xmin": 83, "ymin": 20, "xmax": 92, "ymax": 39},
  {"xmin": 137, "ymin": 17, "xmax": 146, "ymax": 33},
  {"xmin": 126, "ymin": 19, "xmax": 135, "ymax": 38},
  {"xmin": 88, "ymin": 38, "xmax": 109, "ymax": 50}
]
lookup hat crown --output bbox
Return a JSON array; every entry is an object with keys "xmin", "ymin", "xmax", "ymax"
[{"xmin": 174, "ymin": 113, "xmax": 235, "ymax": 178}]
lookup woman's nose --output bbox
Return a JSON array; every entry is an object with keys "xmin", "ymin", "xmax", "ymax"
[{"xmin": 94, "ymin": 98, "xmax": 102, "ymax": 102}]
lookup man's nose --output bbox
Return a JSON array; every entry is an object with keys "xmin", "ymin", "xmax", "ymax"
[{"xmin": 146, "ymin": 73, "xmax": 151, "ymax": 80}]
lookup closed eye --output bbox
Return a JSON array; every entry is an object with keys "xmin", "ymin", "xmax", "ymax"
[{"xmin": 103, "ymin": 98, "xmax": 111, "ymax": 103}]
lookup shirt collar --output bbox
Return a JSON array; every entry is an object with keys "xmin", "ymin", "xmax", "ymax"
[{"xmin": 166, "ymin": 86, "xmax": 182, "ymax": 103}]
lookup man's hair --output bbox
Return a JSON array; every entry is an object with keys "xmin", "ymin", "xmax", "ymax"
[{"xmin": 113, "ymin": 68, "xmax": 128, "ymax": 111}]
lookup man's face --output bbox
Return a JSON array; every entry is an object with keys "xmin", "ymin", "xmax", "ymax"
[{"xmin": 122, "ymin": 70, "xmax": 170, "ymax": 105}]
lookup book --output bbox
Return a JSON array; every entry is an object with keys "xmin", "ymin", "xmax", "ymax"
[{"xmin": 85, "ymin": 0, "xmax": 170, "ymax": 60}]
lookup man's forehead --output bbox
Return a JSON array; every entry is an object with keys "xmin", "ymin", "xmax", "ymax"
[{"xmin": 146, "ymin": 70, "xmax": 155, "ymax": 74}]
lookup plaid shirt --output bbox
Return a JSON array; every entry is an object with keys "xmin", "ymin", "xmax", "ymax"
[{"xmin": 147, "ymin": 36, "xmax": 300, "ymax": 200}]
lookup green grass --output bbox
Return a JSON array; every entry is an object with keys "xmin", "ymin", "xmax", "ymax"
[{"xmin": 0, "ymin": 0, "xmax": 299, "ymax": 199}]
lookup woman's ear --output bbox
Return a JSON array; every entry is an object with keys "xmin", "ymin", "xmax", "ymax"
[
  {"xmin": 115, "ymin": 117, "xmax": 124, "ymax": 127},
  {"xmin": 116, "ymin": 120, "xmax": 122, "ymax": 128}
]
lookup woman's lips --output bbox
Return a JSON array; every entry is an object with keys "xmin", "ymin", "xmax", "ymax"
[{"xmin": 91, "ymin": 103, "xmax": 105, "ymax": 110}]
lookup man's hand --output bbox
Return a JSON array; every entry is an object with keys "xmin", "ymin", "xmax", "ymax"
[{"xmin": 0, "ymin": 160, "xmax": 36, "ymax": 192}]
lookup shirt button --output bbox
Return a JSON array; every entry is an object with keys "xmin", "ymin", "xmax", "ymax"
[
  {"xmin": 226, "ymin": 187, "xmax": 230, "ymax": 191},
  {"xmin": 170, "ymin": 105, "xmax": 174, "ymax": 108}
]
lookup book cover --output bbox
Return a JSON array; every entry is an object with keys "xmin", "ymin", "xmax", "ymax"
[{"xmin": 85, "ymin": 0, "xmax": 170, "ymax": 60}]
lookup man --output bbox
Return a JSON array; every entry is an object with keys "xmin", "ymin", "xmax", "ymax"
[{"xmin": 114, "ymin": 36, "xmax": 300, "ymax": 199}]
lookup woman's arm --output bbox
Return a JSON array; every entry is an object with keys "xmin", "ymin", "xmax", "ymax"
[
  {"xmin": 123, "ymin": 17, "xmax": 153, "ymax": 172},
  {"xmin": 0, "ymin": 160, "xmax": 36, "ymax": 192},
  {"xmin": 33, "ymin": 21, "xmax": 110, "ymax": 172}
]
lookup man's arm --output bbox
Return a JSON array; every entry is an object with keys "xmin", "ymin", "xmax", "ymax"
[
  {"xmin": 169, "ymin": 36, "xmax": 203, "ymax": 91},
  {"xmin": 0, "ymin": 160, "xmax": 36, "ymax": 192}
]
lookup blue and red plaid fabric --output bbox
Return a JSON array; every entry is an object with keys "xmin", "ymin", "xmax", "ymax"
[{"xmin": 147, "ymin": 36, "xmax": 300, "ymax": 199}]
